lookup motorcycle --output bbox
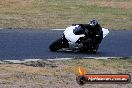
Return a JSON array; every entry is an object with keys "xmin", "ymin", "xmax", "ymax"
[{"xmin": 49, "ymin": 24, "xmax": 109, "ymax": 54}]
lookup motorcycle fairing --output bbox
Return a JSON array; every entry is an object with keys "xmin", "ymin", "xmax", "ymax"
[
  {"xmin": 64, "ymin": 25, "xmax": 85, "ymax": 43},
  {"xmin": 102, "ymin": 28, "xmax": 109, "ymax": 38},
  {"xmin": 64, "ymin": 26, "xmax": 109, "ymax": 44}
]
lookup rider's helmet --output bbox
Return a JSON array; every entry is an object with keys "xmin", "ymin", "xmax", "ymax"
[
  {"xmin": 89, "ymin": 19, "xmax": 98, "ymax": 27},
  {"xmin": 88, "ymin": 19, "xmax": 102, "ymax": 32}
]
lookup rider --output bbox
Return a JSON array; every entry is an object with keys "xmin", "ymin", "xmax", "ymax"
[{"xmin": 76, "ymin": 19, "xmax": 103, "ymax": 52}]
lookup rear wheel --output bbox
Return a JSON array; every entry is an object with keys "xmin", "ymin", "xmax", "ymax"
[{"xmin": 49, "ymin": 37, "xmax": 68, "ymax": 51}]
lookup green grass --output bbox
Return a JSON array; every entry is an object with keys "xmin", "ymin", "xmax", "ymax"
[{"xmin": 0, "ymin": 0, "xmax": 132, "ymax": 29}]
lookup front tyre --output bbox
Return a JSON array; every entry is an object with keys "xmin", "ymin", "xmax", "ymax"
[{"xmin": 49, "ymin": 37, "xmax": 68, "ymax": 51}]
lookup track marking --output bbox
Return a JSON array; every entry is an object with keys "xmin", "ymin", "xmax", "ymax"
[
  {"xmin": 48, "ymin": 58, "xmax": 73, "ymax": 61},
  {"xmin": 50, "ymin": 29, "xmax": 65, "ymax": 30},
  {"xmin": 83, "ymin": 57, "xmax": 122, "ymax": 59},
  {"xmin": 0, "ymin": 57, "xmax": 127, "ymax": 64}
]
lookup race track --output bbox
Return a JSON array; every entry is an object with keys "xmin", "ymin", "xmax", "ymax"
[{"xmin": 0, "ymin": 28, "xmax": 132, "ymax": 60}]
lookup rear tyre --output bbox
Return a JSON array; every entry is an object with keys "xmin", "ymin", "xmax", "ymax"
[{"xmin": 49, "ymin": 37, "xmax": 69, "ymax": 51}]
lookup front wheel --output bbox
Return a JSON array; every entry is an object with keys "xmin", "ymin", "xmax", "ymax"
[{"xmin": 49, "ymin": 37, "xmax": 69, "ymax": 51}]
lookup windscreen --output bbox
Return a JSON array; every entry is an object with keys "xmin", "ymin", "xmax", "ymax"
[{"xmin": 73, "ymin": 26, "xmax": 84, "ymax": 35}]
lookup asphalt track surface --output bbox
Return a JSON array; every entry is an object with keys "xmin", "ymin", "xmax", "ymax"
[{"xmin": 0, "ymin": 28, "xmax": 132, "ymax": 60}]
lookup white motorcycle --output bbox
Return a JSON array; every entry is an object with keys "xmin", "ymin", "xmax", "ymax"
[{"xmin": 49, "ymin": 24, "xmax": 109, "ymax": 54}]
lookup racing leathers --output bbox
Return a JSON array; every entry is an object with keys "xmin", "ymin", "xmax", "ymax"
[{"xmin": 73, "ymin": 23, "xmax": 103, "ymax": 52}]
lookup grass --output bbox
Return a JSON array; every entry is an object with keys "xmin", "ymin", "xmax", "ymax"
[
  {"xmin": 0, "ymin": 0, "xmax": 132, "ymax": 29},
  {"xmin": 0, "ymin": 58, "xmax": 132, "ymax": 88}
]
